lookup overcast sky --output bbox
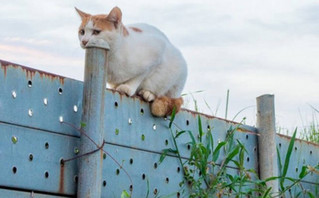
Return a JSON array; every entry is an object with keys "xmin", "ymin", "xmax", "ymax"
[{"xmin": 1, "ymin": 0, "xmax": 318, "ymax": 132}]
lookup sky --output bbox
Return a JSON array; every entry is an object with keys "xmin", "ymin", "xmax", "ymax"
[{"xmin": 0, "ymin": 0, "xmax": 318, "ymax": 132}]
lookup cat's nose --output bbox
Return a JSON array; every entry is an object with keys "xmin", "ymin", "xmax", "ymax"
[{"xmin": 82, "ymin": 40, "xmax": 88, "ymax": 46}]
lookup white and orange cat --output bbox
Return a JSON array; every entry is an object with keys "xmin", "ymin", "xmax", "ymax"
[{"xmin": 76, "ymin": 6, "xmax": 187, "ymax": 117}]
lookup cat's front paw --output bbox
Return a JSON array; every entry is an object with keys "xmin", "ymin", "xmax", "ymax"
[
  {"xmin": 138, "ymin": 90, "xmax": 156, "ymax": 102},
  {"xmin": 116, "ymin": 84, "xmax": 135, "ymax": 96}
]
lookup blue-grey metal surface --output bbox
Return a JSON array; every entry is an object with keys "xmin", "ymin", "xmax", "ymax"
[
  {"xmin": 0, "ymin": 59, "xmax": 318, "ymax": 197},
  {"xmin": 77, "ymin": 41, "xmax": 109, "ymax": 198},
  {"xmin": 0, "ymin": 189, "xmax": 70, "ymax": 198}
]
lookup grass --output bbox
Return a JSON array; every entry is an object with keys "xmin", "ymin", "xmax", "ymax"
[
  {"xmin": 158, "ymin": 97, "xmax": 319, "ymax": 198},
  {"xmin": 299, "ymin": 106, "xmax": 319, "ymax": 144}
]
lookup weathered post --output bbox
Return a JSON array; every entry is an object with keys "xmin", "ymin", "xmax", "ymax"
[
  {"xmin": 256, "ymin": 94, "xmax": 279, "ymax": 194},
  {"xmin": 77, "ymin": 39, "xmax": 109, "ymax": 198}
]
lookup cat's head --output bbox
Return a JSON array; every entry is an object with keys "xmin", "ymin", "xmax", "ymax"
[{"xmin": 75, "ymin": 7, "xmax": 126, "ymax": 48}]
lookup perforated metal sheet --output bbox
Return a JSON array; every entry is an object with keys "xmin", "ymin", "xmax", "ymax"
[{"xmin": 0, "ymin": 59, "xmax": 318, "ymax": 197}]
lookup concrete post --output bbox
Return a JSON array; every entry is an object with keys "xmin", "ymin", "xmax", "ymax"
[
  {"xmin": 256, "ymin": 94, "xmax": 279, "ymax": 194},
  {"xmin": 77, "ymin": 39, "xmax": 109, "ymax": 198}
]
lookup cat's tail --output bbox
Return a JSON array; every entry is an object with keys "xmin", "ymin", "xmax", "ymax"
[{"xmin": 151, "ymin": 96, "xmax": 183, "ymax": 117}]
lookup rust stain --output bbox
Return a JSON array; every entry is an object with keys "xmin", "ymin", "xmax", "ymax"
[
  {"xmin": 277, "ymin": 133, "xmax": 319, "ymax": 147},
  {"xmin": 59, "ymin": 162, "xmax": 65, "ymax": 193},
  {"xmin": 0, "ymin": 59, "xmax": 65, "ymax": 85}
]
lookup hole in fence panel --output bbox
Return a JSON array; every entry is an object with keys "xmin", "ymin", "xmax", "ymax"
[
  {"xmin": 246, "ymin": 157, "xmax": 250, "ymax": 162},
  {"xmin": 295, "ymin": 167, "xmax": 298, "ymax": 172},
  {"xmin": 59, "ymin": 116, "xmax": 63, "ymax": 123},
  {"xmin": 142, "ymin": 173, "xmax": 146, "ymax": 180},
  {"xmin": 58, "ymin": 88, "xmax": 63, "ymax": 95},
  {"xmin": 186, "ymin": 120, "xmax": 189, "ymax": 126},
  {"xmin": 310, "ymin": 150, "xmax": 313, "ymax": 155},
  {"xmin": 294, "ymin": 146, "xmax": 297, "ymax": 151},
  {"xmin": 177, "ymin": 192, "xmax": 180, "ymax": 198},
  {"xmin": 44, "ymin": 171, "xmax": 49, "ymax": 178},
  {"xmin": 103, "ymin": 180, "xmax": 107, "ymax": 187},
  {"xmin": 141, "ymin": 134, "xmax": 145, "ymax": 141},
  {"xmin": 187, "ymin": 144, "xmax": 191, "ymax": 150},
  {"xmin": 103, "ymin": 153, "xmax": 107, "ymax": 159},
  {"xmin": 116, "ymin": 169, "xmax": 120, "ymax": 175},
  {"xmin": 74, "ymin": 147, "xmax": 79, "ymax": 155},
  {"xmin": 43, "ymin": 98, "xmax": 48, "ymax": 106},
  {"xmin": 114, "ymin": 101, "xmax": 118, "ymax": 108},
  {"xmin": 166, "ymin": 177, "xmax": 169, "ymax": 183},
  {"xmin": 28, "ymin": 80, "xmax": 32, "ymax": 88},
  {"xmin": 12, "ymin": 91, "xmax": 17, "ymax": 99},
  {"xmin": 12, "ymin": 166, "xmax": 17, "ymax": 174},
  {"xmin": 129, "ymin": 185, "xmax": 133, "ymax": 192},
  {"xmin": 73, "ymin": 105, "xmax": 78, "ymax": 112},
  {"xmin": 128, "ymin": 118, "xmax": 133, "ymax": 125},
  {"xmin": 177, "ymin": 167, "xmax": 180, "ymax": 173},
  {"xmin": 246, "ymin": 134, "xmax": 249, "ymax": 140},
  {"xmin": 153, "ymin": 188, "xmax": 158, "ymax": 195},
  {"xmin": 154, "ymin": 162, "xmax": 158, "ymax": 169},
  {"xmin": 207, "ymin": 125, "xmax": 211, "ymax": 131},
  {"xmin": 29, "ymin": 154, "xmax": 33, "ymax": 161},
  {"xmin": 165, "ymin": 139, "xmax": 168, "ymax": 146},
  {"xmin": 45, "ymin": 142, "xmax": 49, "ymax": 149},
  {"xmin": 11, "ymin": 136, "xmax": 18, "ymax": 144},
  {"xmin": 28, "ymin": 109, "xmax": 33, "ymax": 117},
  {"xmin": 60, "ymin": 158, "xmax": 64, "ymax": 166},
  {"xmin": 254, "ymin": 147, "xmax": 257, "ymax": 152},
  {"xmin": 74, "ymin": 175, "xmax": 78, "ymax": 183},
  {"xmin": 115, "ymin": 128, "xmax": 119, "ymax": 135},
  {"xmin": 152, "ymin": 124, "xmax": 157, "ymax": 130},
  {"xmin": 140, "ymin": 108, "xmax": 144, "ymax": 115},
  {"xmin": 129, "ymin": 158, "xmax": 133, "ymax": 164}
]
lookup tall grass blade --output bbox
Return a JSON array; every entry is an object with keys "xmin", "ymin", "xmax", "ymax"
[
  {"xmin": 169, "ymin": 107, "xmax": 177, "ymax": 129},
  {"xmin": 225, "ymin": 89, "xmax": 229, "ymax": 119}
]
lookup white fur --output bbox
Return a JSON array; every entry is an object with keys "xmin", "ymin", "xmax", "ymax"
[{"xmin": 79, "ymin": 22, "xmax": 187, "ymax": 101}]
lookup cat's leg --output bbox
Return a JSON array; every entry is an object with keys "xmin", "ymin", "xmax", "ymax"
[
  {"xmin": 138, "ymin": 90, "xmax": 156, "ymax": 102},
  {"xmin": 116, "ymin": 74, "xmax": 146, "ymax": 96}
]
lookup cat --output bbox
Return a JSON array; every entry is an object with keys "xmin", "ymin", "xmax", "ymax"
[{"xmin": 76, "ymin": 6, "xmax": 187, "ymax": 117}]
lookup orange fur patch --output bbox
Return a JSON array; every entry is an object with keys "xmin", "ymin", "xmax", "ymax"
[
  {"xmin": 151, "ymin": 96, "xmax": 183, "ymax": 117},
  {"xmin": 79, "ymin": 14, "xmax": 129, "ymax": 36},
  {"xmin": 130, "ymin": 27, "xmax": 143, "ymax": 33}
]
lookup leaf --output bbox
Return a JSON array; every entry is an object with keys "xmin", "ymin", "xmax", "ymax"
[
  {"xmin": 282, "ymin": 129, "xmax": 297, "ymax": 183},
  {"xmin": 186, "ymin": 130, "xmax": 196, "ymax": 145},
  {"xmin": 213, "ymin": 141, "xmax": 227, "ymax": 162},
  {"xmin": 262, "ymin": 187, "xmax": 272, "ymax": 198},
  {"xmin": 80, "ymin": 122, "xmax": 86, "ymax": 128},
  {"xmin": 175, "ymin": 130, "xmax": 188, "ymax": 139},
  {"xmin": 307, "ymin": 192, "xmax": 315, "ymax": 198},
  {"xmin": 169, "ymin": 107, "xmax": 176, "ymax": 129},
  {"xmin": 223, "ymin": 144, "xmax": 241, "ymax": 166},
  {"xmin": 299, "ymin": 165, "xmax": 308, "ymax": 179},
  {"xmin": 197, "ymin": 115, "xmax": 203, "ymax": 142},
  {"xmin": 159, "ymin": 148, "xmax": 177, "ymax": 164},
  {"xmin": 121, "ymin": 190, "xmax": 130, "ymax": 198}
]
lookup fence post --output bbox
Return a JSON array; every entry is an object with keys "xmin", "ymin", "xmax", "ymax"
[
  {"xmin": 256, "ymin": 94, "xmax": 279, "ymax": 194},
  {"xmin": 77, "ymin": 39, "xmax": 109, "ymax": 198}
]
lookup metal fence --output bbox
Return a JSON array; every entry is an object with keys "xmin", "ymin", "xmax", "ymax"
[{"xmin": 0, "ymin": 44, "xmax": 318, "ymax": 197}]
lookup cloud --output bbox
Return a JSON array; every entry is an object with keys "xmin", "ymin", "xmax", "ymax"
[{"xmin": 0, "ymin": 0, "xmax": 318, "ymax": 130}]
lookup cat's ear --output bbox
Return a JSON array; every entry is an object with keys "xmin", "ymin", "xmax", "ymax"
[
  {"xmin": 75, "ymin": 7, "xmax": 90, "ymax": 20},
  {"xmin": 107, "ymin": 7, "xmax": 122, "ymax": 24}
]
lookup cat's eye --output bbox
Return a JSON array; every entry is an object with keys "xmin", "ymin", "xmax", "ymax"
[
  {"xmin": 79, "ymin": 29, "xmax": 85, "ymax": 35},
  {"xmin": 93, "ymin": 30, "xmax": 101, "ymax": 35}
]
